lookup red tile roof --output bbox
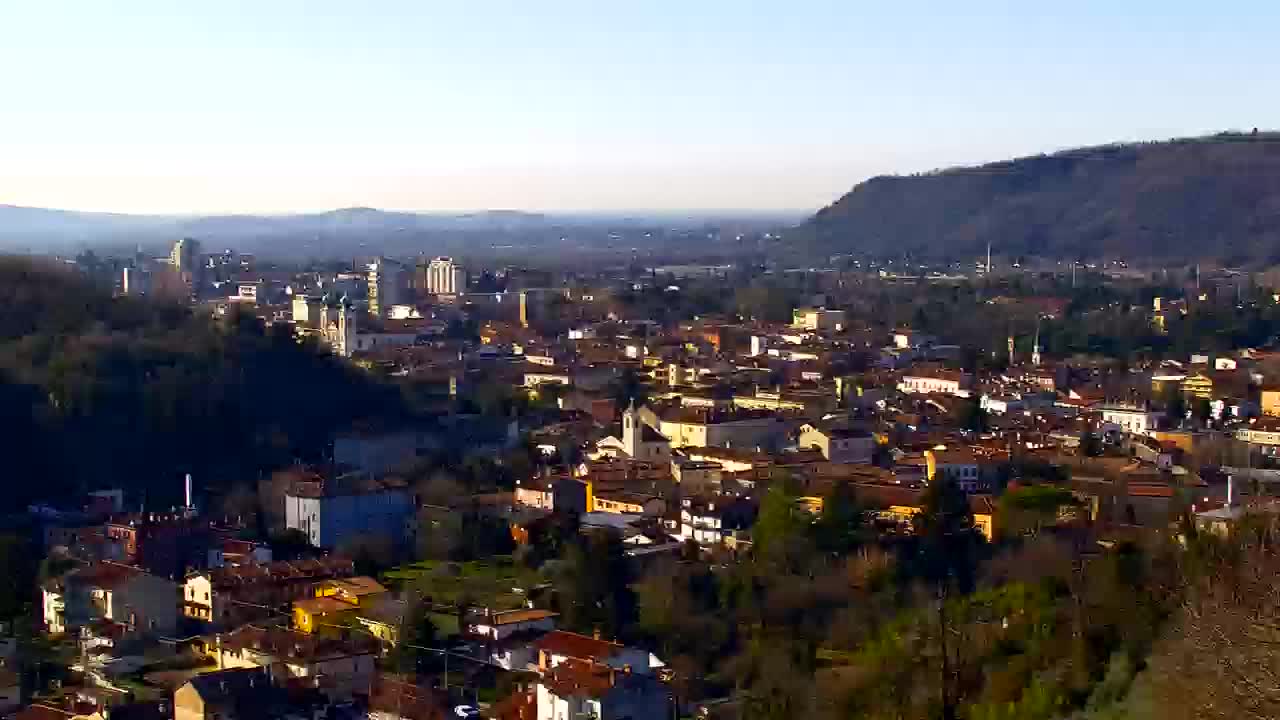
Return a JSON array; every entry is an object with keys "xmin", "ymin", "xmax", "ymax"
[
  {"xmin": 533, "ymin": 630, "xmax": 623, "ymax": 662},
  {"xmin": 542, "ymin": 659, "xmax": 617, "ymax": 699}
]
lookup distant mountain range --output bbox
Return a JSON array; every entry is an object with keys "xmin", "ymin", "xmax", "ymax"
[
  {"xmin": 0, "ymin": 204, "xmax": 801, "ymax": 258},
  {"xmin": 0, "ymin": 205, "xmax": 555, "ymax": 250},
  {"xmin": 792, "ymin": 132, "xmax": 1280, "ymax": 263}
]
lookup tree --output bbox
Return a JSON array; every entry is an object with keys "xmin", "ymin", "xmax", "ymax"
[
  {"xmin": 391, "ymin": 599, "xmax": 440, "ymax": 673},
  {"xmin": 912, "ymin": 477, "xmax": 985, "ymax": 720},
  {"xmin": 811, "ymin": 481, "xmax": 867, "ymax": 556},
  {"xmin": 0, "ymin": 535, "xmax": 36, "ymax": 621},
  {"xmin": 960, "ymin": 397, "xmax": 989, "ymax": 432},
  {"xmin": 553, "ymin": 533, "xmax": 636, "ymax": 640},
  {"xmin": 1080, "ymin": 432, "xmax": 1104, "ymax": 457},
  {"xmin": 414, "ymin": 470, "xmax": 466, "ymax": 507},
  {"xmin": 337, "ymin": 533, "xmax": 398, "ymax": 575},
  {"xmin": 268, "ymin": 528, "xmax": 313, "ymax": 560},
  {"xmin": 1192, "ymin": 396, "xmax": 1213, "ymax": 425},
  {"xmin": 914, "ymin": 477, "xmax": 982, "ymax": 591},
  {"xmin": 751, "ymin": 484, "xmax": 807, "ymax": 567},
  {"xmin": 609, "ymin": 368, "xmax": 649, "ymax": 410},
  {"xmin": 998, "ymin": 485, "xmax": 1075, "ymax": 537},
  {"xmin": 1111, "ymin": 519, "xmax": 1280, "ymax": 719},
  {"xmin": 417, "ymin": 506, "xmax": 463, "ymax": 561},
  {"xmin": 218, "ymin": 483, "xmax": 259, "ymax": 529},
  {"xmin": 1162, "ymin": 382, "xmax": 1187, "ymax": 424}
]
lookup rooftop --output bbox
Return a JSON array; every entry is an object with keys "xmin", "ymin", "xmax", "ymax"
[
  {"xmin": 534, "ymin": 630, "xmax": 624, "ymax": 661},
  {"xmin": 203, "ymin": 556, "xmax": 355, "ymax": 588}
]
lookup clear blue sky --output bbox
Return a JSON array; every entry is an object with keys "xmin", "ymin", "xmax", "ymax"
[{"xmin": 1, "ymin": 1, "xmax": 1275, "ymax": 214}]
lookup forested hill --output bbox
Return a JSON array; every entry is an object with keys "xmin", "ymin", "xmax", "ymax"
[
  {"xmin": 793, "ymin": 132, "xmax": 1280, "ymax": 263},
  {"xmin": 0, "ymin": 257, "xmax": 403, "ymax": 514}
]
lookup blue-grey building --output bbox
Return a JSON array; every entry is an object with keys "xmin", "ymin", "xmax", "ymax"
[{"xmin": 284, "ymin": 474, "xmax": 415, "ymax": 550}]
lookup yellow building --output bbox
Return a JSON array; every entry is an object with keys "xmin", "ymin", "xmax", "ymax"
[
  {"xmin": 316, "ymin": 576, "xmax": 388, "ymax": 604},
  {"xmin": 1181, "ymin": 372, "xmax": 1213, "ymax": 400},
  {"xmin": 880, "ymin": 501, "xmax": 995, "ymax": 541},
  {"xmin": 294, "ymin": 576, "xmax": 387, "ymax": 635},
  {"xmin": 1262, "ymin": 388, "xmax": 1280, "ymax": 417},
  {"xmin": 292, "ymin": 596, "xmax": 359, "ymax": 635},
  {"xmin": 354, "ymin": 595, "xmax": 405, "ymax": 647},
  {"xmin": 796, "ymin": 496, "xmax": 824, "ymax": 515}
]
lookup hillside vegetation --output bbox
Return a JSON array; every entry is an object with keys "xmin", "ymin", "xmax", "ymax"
[
  {"xmin": 0, "ymin": 257, "xmax": 402, "ymax": 513},
  {"xmin": 794, "ymin": 132, "xmax": 1280, "ymax": 263}
]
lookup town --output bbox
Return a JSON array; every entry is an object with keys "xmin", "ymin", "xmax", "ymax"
[{"xmin": 3, "ymin": 235, "xmax": 1280, "ymax": 720}]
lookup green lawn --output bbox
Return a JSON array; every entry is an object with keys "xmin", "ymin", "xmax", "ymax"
[{"xmin": 382, "ymin": 556, "xmax": 544, "ymax": 612}]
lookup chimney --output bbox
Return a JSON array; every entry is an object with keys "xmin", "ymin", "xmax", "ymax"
[
  {"xmin": 592, "ymin": 627, "xmax": 601, "ymax": 641},
  {"xmin": 1227, "ymin": 474, "xmax": 1236, "ymax": 508},
  {"xmin": 185, "ymin": 474, "xmax": 193, "ymax": 509}
]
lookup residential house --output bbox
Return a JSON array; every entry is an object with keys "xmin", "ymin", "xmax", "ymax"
[
  {"xmin": 293, "ymin": 576, "xmax": 388, "ymax": 635},
  {"xmin": 925, "ymin": 447, "xmax": 984, "ymax": 492},
  {"xmin": 792, "ymin": 307, "xmax": 846, "ymax": 333},
  {"xmin": 284, "ymin": 475, "xmax": 415, "ymax": 550},
  {"xmin": 367, "ymin": 674, "xmax": 450, "ymax": 720},
  {"xmin": 669, "ymin": 458, "xmax": 724, "ymax": 494},
  {"xmin": 592, "ymin": 491, "xmax": 666, "ymax": 516},
  {"xmin": 1236, "ymin": 417, "xmax": 1280, "ymax": 459},
  {"xmin": 678, "ymin": 497, "xmax": 757, "ymax": 547},
  {"xmin": 183, "ymin": 556, "xmax": 355, "ymax": 628},
  {"xmin": 533, "ymin": 659, "xmax": 672, "ymax": 720},
  {"xmin": 174, "ymin": 667, "xmax": 328, "ymax": 720},
  {"xmin": 103, "ymin": 513, "xmax": 220, "ymax": 580},
  {"xmin": 467, "ymin": 608, "xmax": 559, "ymax": 643},
  {"xmin": 855, "ymin": 482, "xmax": 997, "ymax": 541},
  {"xmin": 43, "ymin": 562, "xmax": 178, "ymax": 642},
  {"xmin": 797, "ymin": 422, "xmax": 875, "ymax": 464},
  {"xmin": 352, "ymin": 593, "xmax": 407, "ymax": 648},
  {"xmin": 532, "ymin": 630, "xmax": 654, "ymax": 675},
  {"xmin": 198, "ymin": 624, "xmax": 378, "ymax": 700},
  {"xmin": 1261, "ymin": 387, "xmax": 1280, "ymax": 417}
]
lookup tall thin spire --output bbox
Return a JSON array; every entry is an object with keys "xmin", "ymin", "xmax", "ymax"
[
  {"xmin": 1032, "ymin": 317, "xmax": 1042, "ymax": 366},
  {"xmin": 986, "ymin": 241, "xmax": 992, "ymax": 275}
]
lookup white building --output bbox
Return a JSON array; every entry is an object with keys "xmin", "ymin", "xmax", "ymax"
[
  {"xmin": 424, "ymin": 256, "xmax": 466, "ymax": 295},
  {"xmin": 678, "ymin": 497, "xmax": 755, "ymax": 546},
  {"xmin": 1099, "ymin": 406, "xmax": 1161, "ymax": 436},
  {"xmin": 792, "ymin": 307, "xmax": 847, "ymax": 332},
  {"xmin": 899, "ymin": 371, "xmax": 971, "ymax": 396},
  {"xmin": 468, "ymin": 608, "xmax": 558, "ymax": 643}
]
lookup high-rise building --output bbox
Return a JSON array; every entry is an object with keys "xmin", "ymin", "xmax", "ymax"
[
  {"xmin": 366, "ymin": 258, "xmax": 406, "ymax": 317},
  {"xmin": 169, "ymin": 238, "xmax": 199, "ymax": 276},
  {"xmin": 122, "ymin": 266, "xmax": 150, "ymax": 296},
  {"xmin": 423, "ymin": 256, "xmax": 466, "ymax": 295},
  {"xmin": 168, "ymin": 238, "xmax": 202, "ymax": 298}
]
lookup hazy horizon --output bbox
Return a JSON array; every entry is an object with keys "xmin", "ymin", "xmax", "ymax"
[{"xmin": 3, "ymin": 1, "xmax": 1277, "ymax": 214}]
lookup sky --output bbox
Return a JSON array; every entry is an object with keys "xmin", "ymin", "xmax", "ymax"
[{"xmin": 1, "ymin": 1, "xmax": 1277, "ymax": 215}]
